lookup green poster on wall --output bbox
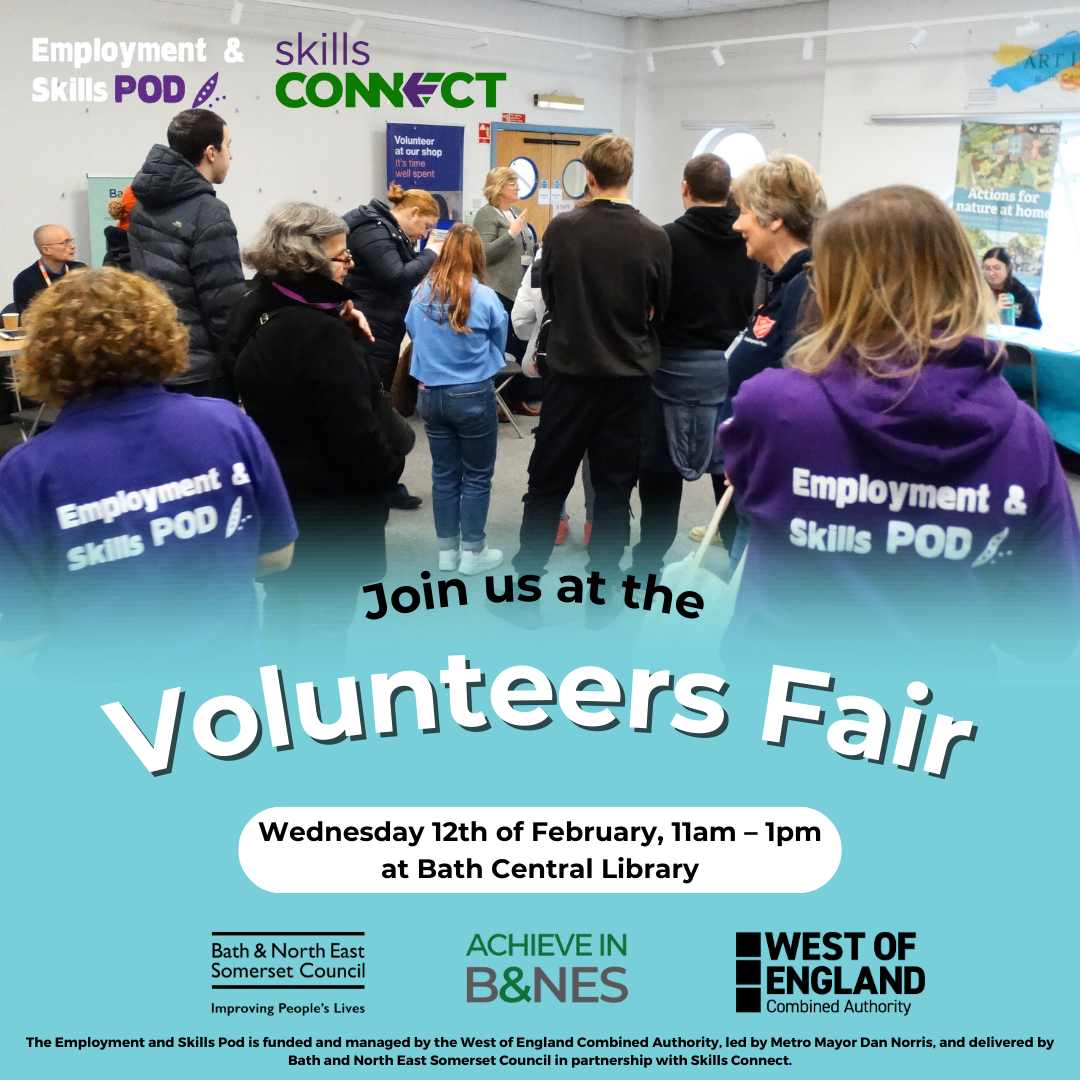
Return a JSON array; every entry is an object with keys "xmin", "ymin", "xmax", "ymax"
[{"xmin": 952, "ymin": 122, "xmax": 1060, "ymax": 298}]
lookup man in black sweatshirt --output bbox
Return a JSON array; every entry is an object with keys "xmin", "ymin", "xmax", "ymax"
[
  {"xmin": 512, "ymin": 135, "xmax": 672, "ymax": 600},
  {"xmin": 632, "ymin": 154, "xmax": 758, "ymax": 577}
]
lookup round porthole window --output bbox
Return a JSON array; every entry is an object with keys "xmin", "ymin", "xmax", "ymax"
[
  {"xmin": 508, "ymin": 156, "xmax": 539, "ymax": 200},
  {"xmin": 692, "ymin": 129, "xmax": 767, "ymax": 178},
  {"xmin": 562, "ymin": 158, "xmax": 589, "ymax": 199}
]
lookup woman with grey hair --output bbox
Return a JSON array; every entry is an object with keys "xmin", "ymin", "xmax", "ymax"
[{"xmin": 223, "ymin": 201, "xmax": 412, "ymax": 671}]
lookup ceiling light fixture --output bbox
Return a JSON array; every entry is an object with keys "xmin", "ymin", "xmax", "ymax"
[
  {"xmin": 229, "ymin": 1, "xmax": 244, "ymax": 25},
  {"xmin": 645, "ymin": 52, "xmax": 655, "ymax": 73},
  {"xmin": 1016, "ymin": 19, "xmax": 1041, "ymax": 38},
  {"xmin": 909, "ymin": 28, "xmax": 928, "ymax": 50},
  {"xmin": 576, "ymin": 48, "xmax": 593, "ymax": 60},
  {"xmin": 348, "ymin": 16, "xmax": 364, "ymax": 36},
  {"xmin": 470, "ymin": 35, "xmax": 490, "ymax": 49},
  {"xmin": 802, "ymin": 38, "xmax": 814, "ymax": 61},
  {"xmin": 711, "ymin": 46, "xmax": 725, "ymax": 67},
  {"xmin": 534, "ymin": 93, "xmax": 586, "ymax": 111}
]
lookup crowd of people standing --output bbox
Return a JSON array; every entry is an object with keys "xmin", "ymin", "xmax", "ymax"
[{"xmin": 0, "ymin": 106, "xmax": 1077, "ymax": 678}]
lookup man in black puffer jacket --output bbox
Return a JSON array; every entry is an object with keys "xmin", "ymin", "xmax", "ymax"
[{"xmin": 129, "ymin": 109, "xmax": 246, "ymax": 395}]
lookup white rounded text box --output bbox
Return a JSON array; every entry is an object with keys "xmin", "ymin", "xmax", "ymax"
[{"xmin": 239, "ymin": 807, "xmax": 841, "ymax": 893}]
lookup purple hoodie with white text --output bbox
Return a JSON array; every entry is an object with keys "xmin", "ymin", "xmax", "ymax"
[{"xmin": 718, "ymin": 339, "xmax": 1080, "ymax": 666}]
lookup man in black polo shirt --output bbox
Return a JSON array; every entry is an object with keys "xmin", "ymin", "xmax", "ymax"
[
  {"xmin": 513, "ymin": 134, "xmax": 672, "ymax": 603},
  {"xmin": 12, "ymin": 225, "xmax": 86, "ymax": 314}
]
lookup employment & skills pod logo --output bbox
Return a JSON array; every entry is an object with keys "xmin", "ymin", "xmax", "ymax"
[
  {"xmin": 273, "ymin": 30, "xmax": 505, "ymax": 110},
  {"xmin": 29, "ymin": 34, "xmax": 243, "ymax": 106}
]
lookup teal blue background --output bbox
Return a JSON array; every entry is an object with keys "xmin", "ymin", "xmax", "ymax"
[{"xmin": 2, "ymin": 596, "xmax": 1075, "ymax": 1077}]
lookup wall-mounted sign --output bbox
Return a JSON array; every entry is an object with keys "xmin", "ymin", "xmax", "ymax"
[
  {"xmin": 387, "ymin": 123, "xmax": 464, "ymax": 224},
  {"xmin": 502, "ymin": 112, "xmax": 526, "ymax": 123},
  {"xmin": 479, "ymin": 121, "xmax": 491, "ymax": 144},
  {"xmin": 952, "ymin": 121, "xmax": 1060, "ymax": 297}
]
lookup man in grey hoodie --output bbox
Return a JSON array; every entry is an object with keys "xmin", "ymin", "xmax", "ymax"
[{"xmin": 129, "ymin": 109, "xmax": 247, "ymax": 395}]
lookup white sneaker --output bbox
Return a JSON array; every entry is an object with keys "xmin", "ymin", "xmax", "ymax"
[
  {"xmin": 458, "ymin": 546, "xmax": 503, "ymax": 576},
  {"xmin": 438, "ymin": 548, "xmax": 460, "ymax": 572}
]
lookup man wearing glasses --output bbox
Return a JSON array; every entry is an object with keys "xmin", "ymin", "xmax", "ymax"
[{"xmin": 12, "ymin": 227, "xmax": 86, "ymax": 315}]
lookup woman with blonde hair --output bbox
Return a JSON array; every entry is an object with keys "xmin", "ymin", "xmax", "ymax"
[
  {"xmin": 405, "ymin": 224, "xmax": 508, "ymax": 575},
  {"xmin": 726, "ymin": 152, "xmax": 826, "ymax": 402},
  {"xmin": 0, "ymin": 267, "xmax": 297, "ymax": 675},
  {"xmin": 474, "ymin": 166, "xmax": 538, "ymax": 416},
  {"xmin": 718, "ymin": 185, "xmax": 1080, "ymax": 666},
  {"xmin": 344, "ymin": 183, "xmax": 443, "ymax": 508}
]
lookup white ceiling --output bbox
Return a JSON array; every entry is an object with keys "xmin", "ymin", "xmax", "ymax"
[{"xmin": 521, "ymin": 0, "xmax": 819, "ymax": 20}]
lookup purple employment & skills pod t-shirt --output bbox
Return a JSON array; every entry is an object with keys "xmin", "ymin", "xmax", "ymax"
[
  {"xmin": 0, "ymin": 385, "xmax": 297, "ymax": 676},
  {"xmin": 719, "ymin": 338, "xmax": 1080, "ymax": 669}
]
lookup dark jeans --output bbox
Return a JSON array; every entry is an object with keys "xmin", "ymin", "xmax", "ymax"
[
  {"xmin": 632, "ymin": 347, "xmax": 731, "ymax": 575},
  {"xmin": 514, "ymin": 372, "xmax": 650, "ymax": 578},
  {"xmin": 418, "ymin": 379, "xmax": 499, "ymax": 551}
]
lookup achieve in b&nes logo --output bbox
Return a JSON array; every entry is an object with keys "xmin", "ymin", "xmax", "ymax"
[{"xmin": 735, "ymin": 931, "xmax": 925, "ymax": 1015}]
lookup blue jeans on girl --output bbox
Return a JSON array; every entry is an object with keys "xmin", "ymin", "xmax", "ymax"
[{"xmin": 417, "ymin": 379, "xmax": 499, "ymax": 551}]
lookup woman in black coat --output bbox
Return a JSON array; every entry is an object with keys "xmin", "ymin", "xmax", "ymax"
[
  {"xmin": 343, "ymin": 183, "xmax": 442, "ymax": 386},
  {"xmin": 343, "ymin": 184, "xmax": 442, "ymax": 509},
  {"xmin": 226, "ymin": 202, "xmax": 410, "ymax": 672}
]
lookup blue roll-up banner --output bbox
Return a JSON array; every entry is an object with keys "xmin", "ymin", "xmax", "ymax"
[{"xmin": 386, "ymin": 123, "xmax": 464, "ymax": 227}]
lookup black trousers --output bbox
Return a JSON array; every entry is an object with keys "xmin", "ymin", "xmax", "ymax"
[
  {"xmin": 514, "ymin": 372, "xmax": 650, "ymax": 578},
  {"xmin": 633, "ymin": 469, "xmax": 738, "ymax": 577}
]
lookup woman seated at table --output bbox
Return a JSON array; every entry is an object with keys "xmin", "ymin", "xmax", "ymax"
[{"xmin": 982, "ymin": 247, "xmax": 1042, "ymax": 329}]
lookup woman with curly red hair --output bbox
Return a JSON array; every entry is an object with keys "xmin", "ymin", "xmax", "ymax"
[{"xmin": 0, "ymin": 267, "xmax": 297, "ymax": 675}]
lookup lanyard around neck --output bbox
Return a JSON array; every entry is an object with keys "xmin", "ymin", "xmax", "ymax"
[
  {"xmin": 38, "ymin": 260, "xmax": 65, "ymax": 287},
  {"xmin": 271, "ymin": 281, "xmax": 339, "ymax": 309}
]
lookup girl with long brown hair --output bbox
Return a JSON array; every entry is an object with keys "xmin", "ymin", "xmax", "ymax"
[
  {"xmin": 405, "ymin": 224, "xmax": 509, "ymax": 575},
  {"xmin": 718, "ymin": 185, "xmax": 1080, "ymax": 668}
]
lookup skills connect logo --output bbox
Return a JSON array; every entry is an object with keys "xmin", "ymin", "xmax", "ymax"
[
  {"xmin": 735, "ymin": 931, "xmax": 925, "ymax": 1016},
  {"xmin": 274, "ymin": 30, "xmax": 505, "ymax": 109}
]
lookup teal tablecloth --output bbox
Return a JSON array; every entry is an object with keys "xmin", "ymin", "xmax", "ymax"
[{"xmin": 989, "ymin": 324, "xmax": 1080, "ymax": 454}]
